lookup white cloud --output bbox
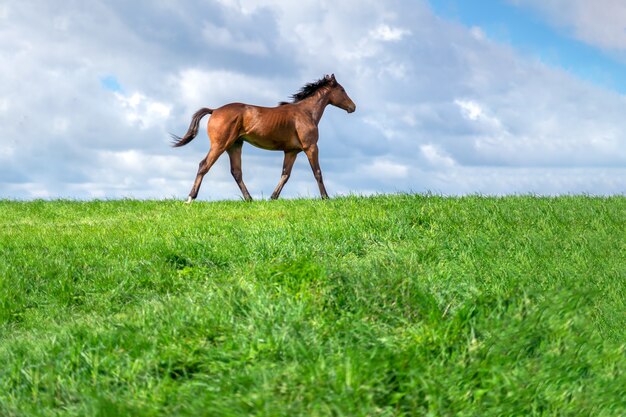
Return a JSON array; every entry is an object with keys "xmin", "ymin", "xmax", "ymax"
[
  {"xmin": 114, "ymin": 92, "xmax": 172, "ymax": 130},
  {"xmin": 470, "ymin": 26, "xmax": 486, "ymax": 41},
  {"xmin": 455, "ymin": 99, "xmax": 483, "ymax": 121},
  {"xmin": 369, "ymin": 159, "xmax": 409, "ymax": 180},
  {"xmin": 0, "ymin": 144, "xmax": 14, "ymax": 160},
  {"xmin": 420, "ymin": 144, "xmax": 456, "ymax": 168},
  {"xmin": 454, "ymin": 99, "xmax": 504, "ymax": 129},
  {"xmin": 370, "ymin": 24, "xmax": 411, "ymax": 42},
  {"xmin": 52, "ymin": 117, "xmax": 70, "ymax": 134},
  {"xmin": 202, "ymin": 22, "xmax": 268, "ymax": 55},
  {"xmin": 177, "ymin": 69, "xmax": 280, "ymax": 112}
]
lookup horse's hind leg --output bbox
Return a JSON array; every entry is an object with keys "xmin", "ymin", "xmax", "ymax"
[
  {"xmin": 187, "ymin": 146, "xmax": 225, "ymax": 202},
  {"xmin": 226, "ymin": 140, "xmax": 252, "ymax": 201},
  {"xmin": 187, "ymin": 115, "xmax": 243, "ymax": 203}
]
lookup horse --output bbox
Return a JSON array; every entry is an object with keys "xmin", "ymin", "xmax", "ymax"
[{"xmin": 171, "ymin": 74, "xmax": 356, "ymax": 203}]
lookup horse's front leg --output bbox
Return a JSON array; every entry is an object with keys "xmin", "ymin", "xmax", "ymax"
[
  {"xmin": 303, "ymin": 144, "xmax": 329, "ymax": 199},
  {"xmin": 271, "ymin": 150, "xmax": 299, "ymax": 200}
]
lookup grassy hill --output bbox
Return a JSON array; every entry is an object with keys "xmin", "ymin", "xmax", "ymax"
[{"xmin": 0, "ymin": 195, "xmax": 624, "ymax": 416}]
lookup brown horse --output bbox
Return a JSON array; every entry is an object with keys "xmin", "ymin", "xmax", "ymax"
[{"xmin": 171, "ymin": 74, "xmax": 356, "ymax": 202}]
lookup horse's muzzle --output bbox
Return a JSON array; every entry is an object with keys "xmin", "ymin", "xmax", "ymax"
[{"xmin": 347, "ymin": 104, "xmax": 356, "ymax": 113}]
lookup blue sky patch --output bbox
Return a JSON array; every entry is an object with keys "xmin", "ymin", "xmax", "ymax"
[
  {"xmin": 428, "ymin": 0, "xmax": 626, "ymax": 93},
  {"xmin": 100, "ymin": 75, "xmax": 123, "ymax": 93}
]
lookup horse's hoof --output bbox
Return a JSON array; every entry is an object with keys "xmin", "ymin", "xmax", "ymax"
[{"xmin": 185, "ymin": 196, "xmax": 193, "ymax": 204}]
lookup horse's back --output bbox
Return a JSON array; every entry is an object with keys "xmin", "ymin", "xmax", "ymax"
[{"xmin": 211, "ymin": 102, "xmax": 286, "ymax": 121}]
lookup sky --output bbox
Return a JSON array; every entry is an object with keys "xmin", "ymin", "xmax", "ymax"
[{"xmin": 0, "ymin": 0, "xmax": 624, "ymax": 200}]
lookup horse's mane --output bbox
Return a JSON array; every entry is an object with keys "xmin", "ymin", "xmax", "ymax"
[{"xmin": 279, "ymin": 75, "xmax": 335, "ymax": 105}]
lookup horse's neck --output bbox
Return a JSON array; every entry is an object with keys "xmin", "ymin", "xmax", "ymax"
[{"xmin": 299, "ymin": 92, "xmax": 330, "ymax": 125}]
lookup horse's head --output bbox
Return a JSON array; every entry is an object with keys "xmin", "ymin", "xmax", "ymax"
[{"xmin": 326, "ymin": 74, "xmax": 356, "ymax": 113}]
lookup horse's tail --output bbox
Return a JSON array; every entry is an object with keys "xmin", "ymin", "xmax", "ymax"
[{"xmin": 170, "ymin": 107, "xmax": 213, "ymax": 147}]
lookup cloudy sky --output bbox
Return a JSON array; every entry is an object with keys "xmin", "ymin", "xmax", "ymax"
[{"xmin": 1, "ymin": 0, "xmax": 624, "ymax": 200}]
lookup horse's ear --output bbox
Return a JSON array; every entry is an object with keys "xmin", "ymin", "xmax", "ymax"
[{"xmin": 330, "ymin": 73, "xmax": 337, "ymax": 85}]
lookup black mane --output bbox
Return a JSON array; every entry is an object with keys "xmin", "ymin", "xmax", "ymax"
[{"xmin": 279, "ymin": 76, "xmax": 335, "ymax": 105}]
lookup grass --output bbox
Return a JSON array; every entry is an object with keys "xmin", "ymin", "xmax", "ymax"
[{"xmin": 0, "ymin": 194, "xmax": 624, "ymax": 416}]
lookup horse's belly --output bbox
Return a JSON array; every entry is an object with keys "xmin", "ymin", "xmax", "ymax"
[{"xmin": 241, "ymin": 134, "xmax": 301, "ymax": 151}]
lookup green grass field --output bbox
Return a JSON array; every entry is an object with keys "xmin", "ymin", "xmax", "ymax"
[{"xmin": 0, "ymin": 195, "xmax": 624, "ymax": 416}]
